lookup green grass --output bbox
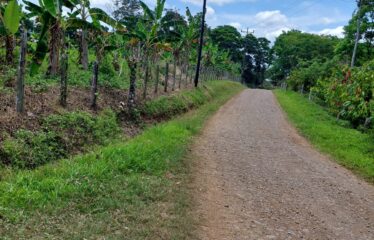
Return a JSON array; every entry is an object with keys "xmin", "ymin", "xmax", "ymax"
[
  {"xmin": 1, "ymin": 110, "xmax": 120, "ymax": 169},
  {"xmin": 274, "ymin": 90, "xmax": 374, "ymax": 183},
  {"xmin": 0, "ymin": 80, "xmax": 245, "ymax": 239},
  {"xmin": 142, "ymin": 82, "xmax": 225, "ymax": 118}
]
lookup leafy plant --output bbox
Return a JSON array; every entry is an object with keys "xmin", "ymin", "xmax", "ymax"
[
  {"xmin": 315, "ymin": 60, "xmax": 374, "ymax": 127},
  {"xmin": 0, "ymin": 110, "xmax": 120, "ymax": 168}
]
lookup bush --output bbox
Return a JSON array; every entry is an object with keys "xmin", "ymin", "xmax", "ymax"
[
  {"xmin": 287, "ymin": 58, "xmax": 340, "ymax": 92},
  {"xmin": 0, "ymin": 68, "xmax": 17, "ymax": 89},
  {"xmin": 313, "ymin": 60, "xmax": 374, "ymax": 128},
  {"xmin": 1, "ymin": 130, "xmax": 66, "ymax": 168},
  {"xmin": 142, "ymin": 87, "xmax": 210, "ymax": 118},
  {"xmin": 0, "ymin": 110, "xmax": 120, "ymax": 168},
  {"xmin": 43, "ymin": 110, "xmax": 120, "ymax": 150}
]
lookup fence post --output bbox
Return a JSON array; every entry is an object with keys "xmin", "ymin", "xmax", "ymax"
[
  {"xmin": 128, "ymin": 61, "xmax": 137, "ymax": 112},
  {"xmin": 16, "ymin": 27, "xmax": 27, "ymax": 113},
  {"xmin": 154, "ymin": 64, "xmax": 160, "ymax": 94},
  {"xmin": 91, "ymin": 61, "xmax": 99, "ymax": 110},
  {"xmin": 172, "ymin": 61, "xmax": 177, "ymax": 91},
  {"xmin": 185, "ymin": 64, "xmax": 189, "ymax": 88},
  {"xmin": 60, "ymin": 38, "xmax": 68, "ymax": 108},
  {"xmin": 143, "ymin": 61, "xmax": 149, "ymax": 99},
  {"xmin": 164, "ymin": 62, "xmax": 169, "ymax": 92},
  {"xmin": 190, "ymin": 66, "xmax": 193, "ymax": 84},
  {"xmin": 201, "ymin": 67, "xmax": 205, "ymax": 83},
  {"xmin": 178, "ymin": 64, "xmax": 182, "ymax": 89}
]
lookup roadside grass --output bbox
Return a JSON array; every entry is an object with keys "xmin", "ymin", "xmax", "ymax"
[
  {"xmin": 0, "ymin": 80, "xmax": 245, "ymax": 239},
  {"xmin": 274, "ymin": 90, "xmax": 374, "ymax": 183}
]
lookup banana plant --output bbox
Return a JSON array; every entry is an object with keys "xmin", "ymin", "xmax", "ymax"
[
  {"xmin": 66, "ymin": 0, "xmax": 125, "ymax": 69},
  {"xmin": 25, "ymin": 0, "xmax": 123, "ymax": 76},
  {"xmin": 24, "ymin": 0, "xmax": 77, "ymax": 76},
  {"xmin": 165, "ymin": 8, "xmax": 199, "ymax": 82},
  {"xmin": 138, "ymin": 0, "xmax": 167, "ymax": 59},
  {"xmin": 67, "ymin": 5, "xmax": 124, "ymax": 109},
  {"xmin": 0, "ymin": 0, "xmax": 21, "ymax": 64}
]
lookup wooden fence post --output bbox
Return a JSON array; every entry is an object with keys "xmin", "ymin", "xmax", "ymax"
[
  {"xmin": 164, "ymin": 62, "xmax": 169, "ymax": 92},
  {"xmin": 172, "ymin": 62, "xmax": 176, "ymax": 91},
  {"xmin": 143, "ymin": 61, "xmax": 149, "ymax": 99},
  {"xmin": 60, "ymin": 37, "xmax": 68, "ymax": 108},
  {"xmin": 185, "ymin": 65, "xmax": 189, "ymax": 88},
  {"xmin": 128, "ymin": 61, "xmax": 137, "ymax": 111},
  {"xmin": 91, "ymin": 61, "xmax": 99, "ymax": 110},
  {"xmin": 16, "ymin": 27, "xmax": 27, "ymax": 113},
  {"xmin": 178, "ymin": 64, "xmax": 182, "ymax": 89},
  {"xmin": 154, "ymin": 64, "xmax": 160, "ymax": 94}
]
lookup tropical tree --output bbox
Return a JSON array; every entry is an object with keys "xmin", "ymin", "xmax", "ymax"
[
  {"xmin": 113, "ymin": 0, "xmax": 141, "ymax": 21},
  {"xmin": 24, "ymin": 0, "xmax": 76, "ymax": 76},
  {"xmin": 0, "ymin": 0, "xmax": 21, "ymax": 64},
  {"xmin": 335, "ymin": 0, "xmax": 374, "ymax": 66},
  {"xmin": 269, "ymin": 30, "xmax": 339, "ymax": 84},
  {"xmin": 210, "ymin": 25, "xmax": 242, "ymax": 63}
]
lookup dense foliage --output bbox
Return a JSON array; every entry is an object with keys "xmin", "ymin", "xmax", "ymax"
[
  {"xmin": 0, "ymin": 0, "xmax": 241, "ymax": 112},
  {"xmin": 269, "ymin": 0, "xmax": 374, "ymax": 130},
  {"xmin": 1, "ymin": 110, "xmax": 119, "ymax": 168}
]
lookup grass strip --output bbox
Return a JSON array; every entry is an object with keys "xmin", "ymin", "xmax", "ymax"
[
  {"xmin": 0, "ymin": 80, "xmax": 245, "ymax": 239},
  {"xmin": 274, "ymin": 90, "xmax": 374, "ymax": 183}
]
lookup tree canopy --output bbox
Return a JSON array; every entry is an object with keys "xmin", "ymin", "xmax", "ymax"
[{"xmin": 210, "ymin": 25, "xmax": 243, "ymax": 63}]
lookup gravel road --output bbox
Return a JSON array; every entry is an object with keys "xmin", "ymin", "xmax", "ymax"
[{"xmin": 192, "ymin": 89, "xmax": 374, "ymax": 240}]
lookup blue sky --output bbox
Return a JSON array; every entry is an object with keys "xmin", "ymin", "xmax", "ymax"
[{"xmin": 92, "ymin": 0, "xmax": 357, "ymax": 40}]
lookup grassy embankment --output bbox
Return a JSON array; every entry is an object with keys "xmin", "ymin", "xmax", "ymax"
[
  {"xmin": 274, "ymin": 90, "xmax": 374, "ymax": 183},
  {"xmin": 0, "ymin": 80, "xmax": 245, "ymax": 239}
]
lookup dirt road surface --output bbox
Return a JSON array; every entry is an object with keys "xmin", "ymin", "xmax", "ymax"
[{"xmin": 192, "ymin": 89, "xmax": 374, "ymax": 240}]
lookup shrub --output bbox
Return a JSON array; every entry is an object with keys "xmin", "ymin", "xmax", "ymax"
[
  {"xmin": 43, "ymin": 110, "xmax": 120, "ymax": 150},
  {"xmin": 287, "ymin": 58, "xmax": 341, "ymax": 92},
  {"xmin": 0, "ymin": 110, "xmax": 120, "ymax": 168},
  {"xmin": 1, "ymin": 130, "xmax": 66, "ymax": 168},
  {"xmin": 142, "ymin": 87, "xmax": 210, "ymax": 118},
  {"xmin": 314, "ymin": 60, "xmax": 374, "ymax": 128}
]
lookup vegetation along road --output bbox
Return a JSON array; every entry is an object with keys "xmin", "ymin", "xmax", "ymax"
[{"xmin": 191, "ymin": 89, "xmax": 374, "ymax": 239}]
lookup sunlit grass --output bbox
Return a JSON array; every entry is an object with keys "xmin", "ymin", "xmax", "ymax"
[
  {"xmin": 0, "ymin": 80, "xmax": 245, "ymax": 239},
  {"xmin": 275, "ymin": 90, "xmax": 374, "ymax": 183}
]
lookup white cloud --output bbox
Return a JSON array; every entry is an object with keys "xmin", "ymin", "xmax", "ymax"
[
  {"xmin": 206, "ymin": 6, "xmax": 216, "ymax": 16},
  {"xmin": 317, "ymin": 26, "xmax": 345, "ymax": 38},
  {"xmin": 253, "ymin": 10, "xmax": 288, "ymax": 28},
  {"xmin": 220, "ymin": 10, "xmax": 292, "ymax": 41},
  {"xmin": 229, "ymin": 22, "xmax": 242, "ymax": 29}
]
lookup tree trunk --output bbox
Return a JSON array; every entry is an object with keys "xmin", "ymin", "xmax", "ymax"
[
  {"xmin": 178, "ymin": 62, "xmax": 182, "ymax": 89},
  {"xmin": 128, "ymin": 60, "xmax": 137, "ymax": 112},
  {"xmin": 16, "ymin": 29, "xmax": 27, "ymax": 113},
  {"xmin": 5, "ymin": 34, "xmax": 14, "ymax": 65},
  {"xmin": 154, "ymin": 64, "xmax": 160, "ymax": 94},
  {"xmin": 185, "ymin": 64, "xmax": 189, "ymax": 87},
  {"xmin": 91, "ymin": 61, "xmax": 99, "ymax": 110},
  {"xmin": 60, "ymin": 38, "xmax": 68, "ymax": 107},
  {"xmin": 172, "ymin": 59, "xmax": 177, "ymax": 91},
  {"xmin": 164, "ymin": 62, "xmax": 169, "ymax": 92},
  {"xmin": 81, "ymin": 30, "xmax": 89, "ymax": 70},
  {"xmin": 143, "ymin": 60, "xmax": 149, "ymax": 99},
  {"xmin": 47, "ymin": 21, "xmax": 62, "ymax": 76}
]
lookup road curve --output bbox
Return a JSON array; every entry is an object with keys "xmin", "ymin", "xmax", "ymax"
[{"xmin": 191, "ymin": 89, "xmax": 374, "ymax": 240}]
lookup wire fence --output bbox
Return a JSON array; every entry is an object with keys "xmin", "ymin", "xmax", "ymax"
[{"xmin": 136, "ymin": 62, "xmax": 242, "ymax": 102}]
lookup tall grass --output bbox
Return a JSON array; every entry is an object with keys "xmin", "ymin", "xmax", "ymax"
[{"xmin": 275, "ymin": 90, "xmax": 374, "ymax": 182}]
